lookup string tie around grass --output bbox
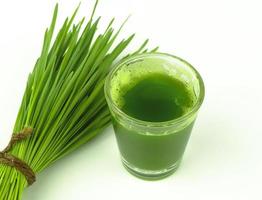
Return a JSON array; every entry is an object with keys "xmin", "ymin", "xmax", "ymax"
[{"xmin": 0, "ymin": 127, "xmax": 36, "ymax": 186}]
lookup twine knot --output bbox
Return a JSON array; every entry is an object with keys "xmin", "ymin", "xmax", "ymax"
[{"xmin": 0, "ymin": 127, "xmax": 36, "ymax": 186}]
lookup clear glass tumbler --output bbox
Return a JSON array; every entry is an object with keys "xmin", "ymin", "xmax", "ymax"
[{"xmin": 105, "ymin": 53, "xmax": 205, "ymax": 180}]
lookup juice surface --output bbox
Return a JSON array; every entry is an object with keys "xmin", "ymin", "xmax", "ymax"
[{"xmin": 121, "ymin": 73, "xmax": 193, "ymax": 122}]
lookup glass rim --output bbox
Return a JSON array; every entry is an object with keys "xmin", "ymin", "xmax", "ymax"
[{"xmin": 104, "ymin": 52, "xmax": 205, "ymax": 128}]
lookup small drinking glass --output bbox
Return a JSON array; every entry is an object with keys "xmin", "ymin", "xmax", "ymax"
[{"xmin": 105, "ymin": 53, "xmax": 205, "ymax": 180}]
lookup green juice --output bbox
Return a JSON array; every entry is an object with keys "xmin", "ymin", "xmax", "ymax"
[
  {"xmin": 114, "ymin": 119, "xmax": 194, "ymax": 172},
  {"xmin": 113, "ymin": 73, "xmax": 195, "ymax": 174},
  {"xmin": 105, "ymin": 53, "xmax": 204, "ymax": 179}
]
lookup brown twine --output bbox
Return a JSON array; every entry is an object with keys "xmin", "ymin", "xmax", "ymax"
[{"xmin": 0, "ymin": 127, "xmax": 36, "ymax": 186}]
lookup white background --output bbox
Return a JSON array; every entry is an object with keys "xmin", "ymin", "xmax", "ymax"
[{"xmin": 0, "ymin": 0, "xmax": 262, "ymax": 199}]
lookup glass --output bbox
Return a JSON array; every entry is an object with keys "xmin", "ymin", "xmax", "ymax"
[{"xmin": 105, "ymin": 53, "xmax": 205, "ymax": 180}]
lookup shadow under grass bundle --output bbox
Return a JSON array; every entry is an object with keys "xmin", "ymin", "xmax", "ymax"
[{"xmin": 0, "ymin": 1, "xmax": 155, "ymax": 199}]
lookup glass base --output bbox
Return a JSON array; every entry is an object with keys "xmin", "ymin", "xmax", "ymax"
[{"xmin": 121, "ymin": 157, "xmax": 181, "ymax": 180}]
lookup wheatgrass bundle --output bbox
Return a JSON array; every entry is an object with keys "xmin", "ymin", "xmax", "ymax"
[{"xmin": 0, "ymin": 1, "xmax": 154, "ymax": 199}]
